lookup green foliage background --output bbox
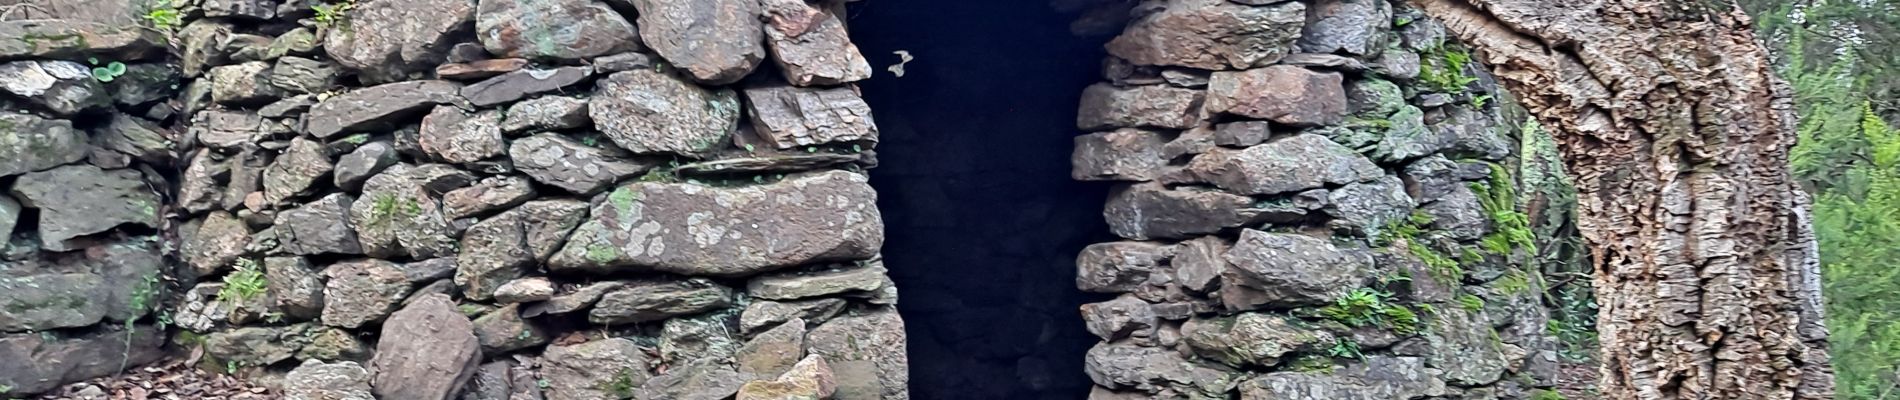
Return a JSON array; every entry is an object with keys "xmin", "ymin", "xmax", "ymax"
[{"xmin": 1750, "ymin": 1, "xmax": 1900, "ymax": 397}]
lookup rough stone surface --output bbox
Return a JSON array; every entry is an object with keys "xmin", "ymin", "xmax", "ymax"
[
  {"xmin": 371, "ymin": 294, "xmax": 481, "ymax": 400},
  {"xmin": 321, "ymin": 259, "xmax": 413, "ymax": 329},
  {"xmin": 0, "ymin": 113, "xmax": 87, "ymax": 177},
  {"xmin": 208, "ymin": 61, "xmax": 283, "ymax": 106},
  {"xmin": 737, "ymin": 355, "xmax": 838, "ymax": 400},
  {"xmin": 455, "ymin": 209, "xmax": 534, "ymax": 301},
  {"xmin": 1238, "ymin": 356, "xmax": 1448, "ymax": 400},
  {"xmin": 263, "ymin": 137, "xmax": 334, "ymax": 205},
  {"xmin": 442, "ymin": 176, "xmax": 536, "ymax": 219},
  {"xmin": 204, "ymin": 324, "xmax": 314, "ymax": 366},
  {"xmin": 1220, "ymin": 230, "xmax": 1370, "ymax": 309},
  {"xmin": 1080, "ymin": 295, "xmax": 1157, "ymax": 341},
  {"xmin": 588, "ymin": 279, "xmax": 734, "ymax": 324},
  {"xmin": 1207, "ymin": 66, "xmax": 1347, "ymax": 126},
  {"xmin": 492, "ymin": 277, "xmax": 556, "ymax": 303},
  {"xmin": 1102, "ymin": 183, "xmax": 1259, "ymax": 240},
  {"xmin": 334, "ymin": 142, "xmax": 400, "ymax": 191},
  {"xmin": 305, "ymin": 80, "xmax": 464, "ymax": 139},
  {"xmin": 9, "ymin": 165, "xmax": 159, "ymax": 251},
  {"xmin": 740, "ymin": 298, "xmax": 846, "ymax": 335},
  {"xmin": 475, "ymin": 0, "xmax": 642, "ymax": 61},
  {"xmin": 1182, "ymin": 313, "xmax": 1333, "ymax": 368},
  {"xmin": 552, "ymin": 171, "xmax": 882, "ymax": 277},
  {"xmin": 1075, "ymin": 241, "xmax": 1171, "ymax": 294},
  {"xmin": 0, "ymin": 196, "xmax": 16, "ymax": 240},
  {"xmin": 748, "ymin": 263, "xmax": 893, "ymax": 301},
  {"xmin": 349, "ymin": 165, "xmax": 472, "ymax": 259},
  {"xmin": 0, "ymin": 60, "xmax": 110, "ymax": 116},
  {"xmin": 540, "ymin": 338, "xmax": 652, "ymax": 400},
  {"xmin": 761, "ymin": 2, "xmax": 871, "ymax": 86},
  {"xmin": 1181, "ymin": 134, "xmax": 1382, "ymax": 195},
  {"xmin": 590, "ymin": 69, "xmax": 741, "ymax": 156},
  {"xmin": 1323, "ymin": 175, "xmax": 1417, "ymax": 235},
  {"xmin": 185, "ymin": 212, "xmax": 252, "ymax": 276},
  {"xmin": 266, "ymin": 256, "xmax": 327, "ymax": 320},
  {"xmin": 737, "ymin": 317, "xmax": 806, "ymax": 377},
  {"xmin": 472, "ymin": 304, "xmax": 547, "ymax": 354},
  {"xmin": 501, "ymin": 96, "xmax": 591, "ymax": 133},
  {"xmin": 0, "ymin": 20, "xmax": 164, "ymax": 61},
  {"xmin": 276, "ymin": 194, "xmax": 364, "ymax": 256},
  {"xmin": 0, "ymin": 325, "xmax": 164, "ymax": 395},
  {"xmin": 284, "ymin": 360, "xmax": 375, "ymax": 400},
  {"xmin": 805, "ymin": 308, "xmax": 908, "ymax": 400},
  {"xmin": 630, "ymin": 0, "xmax": 765, "ymax": 84},
  {"xmin": 1083, "ymin": 341, "xmax": 1238, "ymax": 398},
  {"xmin": 1297, "ymin": 0, "xmax": 1392, "ymax": 56},
  {"xmin": 460, "ymin": 66, "xmax": 593, "ymax": 107},
  {"xmin": 1075, "ymin": 83, "xmax": 1203, "ymax": 131},
  {"xmin": 326, "ymin": 0, "xmax": 479, "ymax": 83},
  {"xmin": 745, "ymin": 85, "xmax": 879, "ymax": 149},
  {"xmin": 1105, "ymin": 0, "xmax": 1306, "ymax": 69},
  {"xmin": 1072, "ymin": 129, "xmax": 1167, "ymax": 181},
  {"xmin": 269, "ymin": 56, "xmax": 341, "ymax": 94},
  {"xmin": 509, "ymin": 133, "xmax": 653, "ymax": 195},
  {"xmin": 419, "ymin": 106, "xmax": 507, "ymax": 164}
]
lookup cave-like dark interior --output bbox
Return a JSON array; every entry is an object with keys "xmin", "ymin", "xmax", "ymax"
[{"xmin": 847, "ymin": 2, "xmax": 1114, "ymax": 399}]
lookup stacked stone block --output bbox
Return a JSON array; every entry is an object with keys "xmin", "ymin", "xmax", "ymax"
[
  {"xmin": 0, "ymin": 12, "xmax": 177, "ymax": 397},
  {"xmin": 0, "ymin": 0, "xmax": 906, "ymax": 398},
  {"xmin": 1065, "ymin": 0, "xmax": 1563, "ymax": 398}
]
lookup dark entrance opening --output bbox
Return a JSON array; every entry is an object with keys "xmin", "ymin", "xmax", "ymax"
[{"xmin": 847, "ymin": 2, "xmax": 1112, "ymax": 399}]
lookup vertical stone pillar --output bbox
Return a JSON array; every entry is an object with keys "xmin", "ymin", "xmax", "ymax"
[{"xmin": 1066, "ymin": 0, "xmax": 1562, "ymax": 398}]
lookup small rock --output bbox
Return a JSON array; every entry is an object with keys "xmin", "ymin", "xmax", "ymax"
[
  {"xmin": 590, "ymin": 69, "xmax": 740, "ymax": 156},
  {"xmin": 9, "ymin": 165, "xmax": 160, "ymax": 251},
  {"xmin": 1207, "ymin": 65, "xmax": 1347, "ymax": 126},
  {"xmin": 747, "ymin": 262, "xmax": 892, "ymax": 300},
  {"xmin": 540, "ymin": 338, "xmax": 652, "ymax": 400},
  {"xmin": 1102, "ymin": 183, "xmax": 1259, "ymax": 240},
  {"xmin": 1075, "ymin": 83, "xmax": 1203, "ymax": 131},
  {"xmin": 284, "ymin": 360, "xmax": 374, "ymax": 400},
  {"xmin": 630, "ymin": 0, "xmax": 765, "ymax": 84},
  {"xmin": 1080, "ymin": 295, "xmax": 1157, "ymax": 341},
  {"xmin": 460, "ymin": 66, "xmax": 593, "ymax": 107},
  {"xmin": 275, "ymin": 194, "xmax": 364, "ymax": 255},
  {"xmin": 321, "ymin": 259, "xmax": 414, "ymax": 329},
  {"xmin": 472, "ymin": 304, "xmax": 547, "ymax": 354},
  {"xmin": 1106, "ymin": 0, "xmax": 1305, "ymax": 69},
  {"xmin": 419, "ymin": 106, "xmax": 507, "ymax": 164},
  {"xmin": 737, "ymin": 355, "xmax": 837, "ymax": 400},
  {"xmin": 399, "ymin": 258, "xmax": 459, "ymax": 283},
  {"xmin": 1182, "ymin": 312, "xmax": 1333, "ymax": 368},
  {"xmin": 588, "ymin": 279, "xmax": 734, "ymax": 324},
  {"xmin": 736, "ymin": 317, "xmax": 805, "ymax": 377},
  {"xmin": 804, "ymin": 308, "xmax": 908, "ymax": 400},
  {"xmin": 263, "ymin": 137, "xmax": 335, "ymax": 205},
  {"xmin": 305, "ymin": 80, "xmax": 464, "ymax": 139},
  {"xmin": 1297, "ymin": 0, "xmax": 1392, "ymax": 56},
  {"xmin": 0, "ymin": 60, "xmax": 110, "ymax": 116},
  {"xmin": 454, "ymin": 210, "xmax": 534, "ymax": 300},
  {"xmin": 1083, "ymin": 341, "xmax": 1238, "ymax": 398},
  {"xmin": 1324, "ymin": 175, "xmax": 1417, "ymax": 235},
  {"xmin": 441, "ymin": 176, "xmax": 536, "ymax": 219},
  {"xmin": 334, "ymin": 142, "xmax": 400, "ymax": 191},
  {"xmin": 526, "ymin": 281, "xmax": 623, "ymax": 316},
  {"xmin": 761, "ymin": 2, "xmax": 870, "ymax": 86},
  {"xmin": 0, "ymin": 20, "xmax": 165, "ymax": 61},
  {"xmin": 501, "ymin": 96, "xmax": 590, "ymax": 133},
  {"xmin": 203, "ymin": 0, "xmax": 275, "ymax": 20},
  {"xmin": 744, "ymin": 85, "xmax": 878, "ymax": 149},
  {"xmin": 209, "ymin": 61, "xmax": 283, "ymax": 106},
  {"xmin": 508, "ymin": 133, "xmax": 654, "ymax": 195},
  {"xmin": 266, "ymin": 256, "xmax": 326, "ymax": 320},
  {"xmin": 476, "ymin": 0, "xmax": 641, "ymax": 61},
  {"xmin": 1179, "ymin": 134, "xmax": 1381, "ymax": 195},
  {"xmin": 739, "ymin": 298, "xmax": 845, "ymax": 335},
  {"xmin": 269, "ymin": 56, "xmax": 341, "ymax": 94},
  {"xmin": 371, "ymin": 294, "xmax": 482, "ymax": 400},
  {"xmin": 436, "ymin": 58, "xmax": 529, "ymax": 80},
  {"xmin": 1075, "ymin": 241, "xmax": 1171, "ymax": 293},
  {"xmin": 493, "ymin": 277, "xmax": 556, "ymax": 303},
  {"xmin": 94, "ymin": 113, "xmax": 173, "ymax": 164},
  {"xmin": 185, "ymin": 211, "xmax": 253, "ymax": 276},
  {"xmin": 325, "ymin": 0, "xmax": 479, "ymax": 83},
  {"xmin": 1219, "ymin": 230, "xmax": 1370, "ymax": 310},
  {"xmin": 593, "ymin": 52, "xmax": 658, "ymax": 73},
  {"xmin": 1073, "ymin": 128, "xmax": 1167, "ymax": 181},
  {"xmin": 0, "ymin": 113, "xmax": 87, "ymax": 177}
]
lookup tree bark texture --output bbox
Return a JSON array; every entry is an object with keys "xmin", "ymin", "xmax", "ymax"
[{"xmin": 1404, "ymin": 0, "xmax": 1834, "ymax": 398}]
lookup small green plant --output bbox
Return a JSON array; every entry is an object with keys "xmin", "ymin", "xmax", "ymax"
[
  {"xmin": 312, "ymin": 1, "xmax": 356, "ymax": 28},
  {"xmin": 603, "ymin": 368, "xmax": 639, "ymax": 398},
  {"xmin": 1530, "ymin": 389, "xmax": 1567, "ymax": 400},
  {"xmin": 1380, "ymin": 211, "xmax": 1466, "ymax": 283},
  {"xmin": 1327, "ymin": 337, "xmax": 1364, "ymax": 360},
  {"xmin": 1496, "ymin": 270, "xmax": 1533, "ymax": 295},
  {"xmin": 216, "ymin": 259, "xmax": 269, "ymax": 303},
  {"xmin": 1318, "ymin": 288, "xmax": 1421, "ymax": 334},
  {"xmin": 1418, "ymin": 45, "xmax": 1480, "ymax": 93},
  {"xmin": 88, "ymin": 60, "xmax": 127, "ymax": 82},
  {"xmin": 140, "ymin": 0, "xmax": 184, "ymax": 32},
  {"xmin": 1472, "ymin": 94, "xmax": 1495, "ymax": 108},
  {"xmin": 1457, "ymin": 294, "xmax": 1487, "ymax": 312},
  {"xmin": 1473, "ymin": 163, "xmax": 1537, "ymax": 256},
  {"xmin": 2, "ymin": 383, "xmax": 14, "ymax": 393}
]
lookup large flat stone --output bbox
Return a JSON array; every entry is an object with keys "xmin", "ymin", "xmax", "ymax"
[
  {"xmin": 551, "ymin": 170, "xmax": 882, "ymax": 277},
  {"xmin": 9, "ymin": 165, "xmax": 160, "ymax": 251},
  {"xmin": 305, "ymin": 80, "xmax": 464, "ymax": 138},
  {"xmin": 1105, "ymin": 0, "xmax": 1305, "ymax": 69},
  {"xmin": 0, "ymin": 113, "xmax": 87, "ymax": 178}
]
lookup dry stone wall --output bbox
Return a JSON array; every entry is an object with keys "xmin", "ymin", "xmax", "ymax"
[
  {"xmin": 1065, "ymin": 0, "xmax": 1564, "ymax": 398},
  {"xmin": 2, "ymin": 0, "xmax": 905, "ymax": 398},
  {"xmin": 0, "ymin": 10, "xmax": 175, "ymax": 396}
]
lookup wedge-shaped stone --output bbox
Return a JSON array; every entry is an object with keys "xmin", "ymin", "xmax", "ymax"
[
  {"xmin": 1219, "ymin": 230, "xmax": 1369, "ymax": 310},
  {"xmin": 744, "ymin": 85, "xmax": 878, "ymax": 149},
  {"xmin": 1180, "ymin": 134, "xmax": 1381, "ymax": 196},
  {"xmin": 305, "ymin": 80, "xmax": 463, "ymax": 138},
  {"xmin": 1105, "ymin": 0, "xmax": 1304, "ymax": 69},
  {"xmin": 551, "ymin": 170, "xmax": 882, "ymax": 277}
]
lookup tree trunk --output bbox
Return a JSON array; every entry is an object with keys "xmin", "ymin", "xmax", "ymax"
[{"xmin": 1404, "ymin": 0, "xmax": 1835, "ymax": 398}]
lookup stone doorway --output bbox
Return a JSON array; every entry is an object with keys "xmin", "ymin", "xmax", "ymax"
[{"xmin": 848, "ymin": 1, "xmax": 1113, "ymax": 399}]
